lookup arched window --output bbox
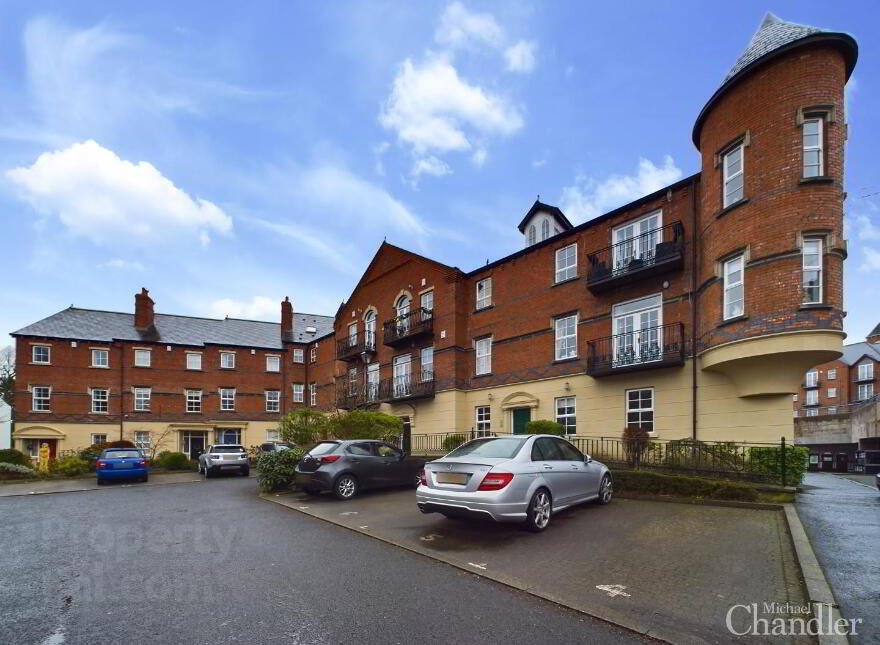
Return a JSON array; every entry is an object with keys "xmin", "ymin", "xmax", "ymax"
[
  {"xmin": 364, "ymin": 310, "xmax": 376, "ymax": 348},
  {"xmin": 541, "ymin": 219, "xmax": 550, "ymax": 241},
  {"xmin": 528, "ymin": 225, "xmax": 536, "ymax": 246},
  {"xmin": 395, "ymin": 295, "xmax": 411, "ymax": 331}
]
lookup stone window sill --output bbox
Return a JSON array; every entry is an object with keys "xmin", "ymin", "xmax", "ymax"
[{"xmin": 717, "ymin": 314, "xmax": 748, "ymax": 328}]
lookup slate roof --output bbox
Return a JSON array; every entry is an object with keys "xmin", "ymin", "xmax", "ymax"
[
  {"xmin": 840, "ymin": 341, "xmax": 880, "ymax": 366},
  {"xmin": 869, "ymin": 322, "xmax": 880, "ymax": 338},
  {"xmin": 517, "ymin": 200, "xmax": 573, "ymax": 234},
  {"xmin": 12, "ymin": 307, "xmax": 334, "ymax": 348},
  {"xmin": 723, "ymin": 13, "xmax": 821, "ymax": 83}
]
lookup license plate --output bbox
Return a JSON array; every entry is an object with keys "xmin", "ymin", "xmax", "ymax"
[
  {"xmin": 435, "ymin": 472, "xmax": 468, "ymax": 485},
  {"xmin": 115, "ymin": 462, "xmax": 132, "ymax": 469}
]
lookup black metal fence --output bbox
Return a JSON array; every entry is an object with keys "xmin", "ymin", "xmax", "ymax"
[
  {"xmin": 586, "ymin": 221, "xmax": 685, "ymax": 284},
  {"xmin": 383, "ymin": 307, "xmax": 433, "ymax": 345},
  {"xmin": 586, "ymin": 322, "xmax": 685, "ymax": 375}
]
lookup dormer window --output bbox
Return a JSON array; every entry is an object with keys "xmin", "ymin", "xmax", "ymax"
[
  {"xmin": 541, "ymin": 219, "xmax": 550, "ymax": 241},
  {"xmin": 528, "ymin": 225, "xmax": 536, "ymax": 246}
]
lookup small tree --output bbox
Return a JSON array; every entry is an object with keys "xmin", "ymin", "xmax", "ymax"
[
  {"xmin": 279, "ymin": 409, "xmax": 330, "ymax": 446},
  {"xmin": 525, "ymin": 420, "xmax": 565, "ymax": 436},
  {"xmin": 0, "ymin": 345, "xmax": 14, "ymax": 407},
  {"xmin": 622, "ymin": 426, "xmax": 650, "ymax": 468},
  {"xmin": 327, "ymin": 410, "xmax": 403, "ymax": 442}
]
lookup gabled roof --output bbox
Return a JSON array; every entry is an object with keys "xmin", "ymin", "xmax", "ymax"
[
  {"xmin": 693, "ymin": 12, "xmax": 857, "ymax": 148},
  {"xmin": 868, "ymin": 321, "xmax": 880, "ymax": 338},
  {"xmin": 840, "ymin": 342, "xmax": 880, "ymax": 366},
  {"xmin": 517, "ymin": 200, "xmax": 573, "ymax": 233},
  {"xmin": 12, "ymin": 307, "xmax": 334, "ymax": 348}
]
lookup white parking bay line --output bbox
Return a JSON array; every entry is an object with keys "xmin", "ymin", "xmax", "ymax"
[
  {"xmin": 468, "ymin": 562, "xmax": 487, "ymax": 570},
  {"xmin": 596, "ymin": 584, "xmax": 631, "ymax": 598},
  {"xmin": 358, "ymin": 525, "xmax": 369, "ymax": 529},
  {"xmin": 420, "ymin": 534, "xmax": 444, "ymax": 542},
  {"xmin": 339, "ymin": 511, "xmax": 358, "ymax": 516}
]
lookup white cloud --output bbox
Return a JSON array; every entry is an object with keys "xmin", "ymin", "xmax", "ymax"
[
  {"xmin": 373, "ymin": 141, "xmax": 390, "ymax": 175},
  {"xmin": 859, "ymin": 247, "xmax": 880, "ymax": 272},
  {"xmin": 435, "ymin": 2, "xmax": 503, "ymax": 49},
  {"xmin": 850, "ymin": 212, "xmax": 880, "ymax": 241},
  {"xmin": 411, "ymin": 156, "xmax": 452, "ymax": 184},
  {"xmin": 471, "ymin": 148, "xmax": 488, "ymax": 166},
  {"xmin": 560, "ymin": 156, "xmax": 683, "ymax": 223},
  {"xmin": 380, "ymin": 54, "xmax": 523, "ymax": 155},
  {"xmin": 531, "ymin": 158, "xmax": 547, "ymax": 168},
  {"xmin": 6, "ymin": 139, "xmax": 232, "ymax": 246},
  {"xmin": 246, "ymin": 216, "xmax": 359, "ymax": 277},
  {"xmin": 504, "ymin": 40, "xmax": 536, "ymax": 73},
  {"xmin": 98, "ymin": 259, "xmax": 145, "ymax": 271},
  {"xmin": 209, "ymin": 296, "xmax": 278, "ymax": 321}
]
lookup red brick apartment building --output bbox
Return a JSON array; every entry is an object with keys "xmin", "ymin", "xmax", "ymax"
[{"xmin": 12, "ymin": 14, "xmax": 858, "ymax": 456}]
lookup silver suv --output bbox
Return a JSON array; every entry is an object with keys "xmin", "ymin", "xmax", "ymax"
[{"xmin": 198, "ymin": 444, "xmax": 249, "ymax": 478}]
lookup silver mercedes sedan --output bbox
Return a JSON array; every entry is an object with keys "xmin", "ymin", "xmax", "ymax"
[{"xmin": 416, "ymin": 434, "xmax": 612, "ymax": 532}]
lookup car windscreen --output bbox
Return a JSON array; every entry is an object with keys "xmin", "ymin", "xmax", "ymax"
[
  {"xmin": 104, "ymin": 450, "xmax": 141, "ymax": 459},
  {"xmin": 445, "ymin": 438, "xmax": 525, "ymax": 459},
  {"xmin": 213, "ymin": 446, "xmax": 245, "ymax": 453},
  {"xmin": 307, "ymin": 442, "xmax": 339, "ymax": 456}
]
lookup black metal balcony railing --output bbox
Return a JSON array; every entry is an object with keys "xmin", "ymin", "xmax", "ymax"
[
  {"xmin": 383, "ymin": 308, "xmax": 433, "ymax": 346},
  {"xmin": 854, "ymin": 372, "xmax": 875, "ymax": 383},
  {"xmin": 587, "ymin": 322, "xmax": 685, "ymax": 376},
  {"xmin": 336, "ymin": 372, "xmax": 435, "ymax": 409},
  {"xmin": 586, "ymin": 221, "xmax": 685, "ymax": 292},
  {"xmin": 336, "ymin": 331, "xmax": 377, "ymax": 361}
]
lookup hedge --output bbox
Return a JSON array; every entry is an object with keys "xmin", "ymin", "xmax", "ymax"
[
  {"xmin": 524, "ymin": 420, "xmax": 565, "ymax": 436},
  {"xmin": 0, "ymin": 449, "xmax": 33, "ymax": 468},
  {"xmin": 747, "ymin": 446, "xmax": 809, "ymax": 485},
  {"xmin": 256, "ymin": 447, "xmax": 304, "ymax": 492},
  {"xmin": 611, "ymin": 469, "xmax": 760, "ymax": 502},
  {"xmin": 442, "ymin": 434, "xmax": 467, "ymax": 451},
  {"xmin": 0, "ymin": 462, "xmax": 37, "ymax": 480},
  {"xmin": 51, "ymin": 456, "xmax": 91, "ymax": 477}
]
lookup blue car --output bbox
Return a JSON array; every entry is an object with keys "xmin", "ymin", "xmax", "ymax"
[{"xmin": 96, "ymin": 448, "xmax": 149, "ymax": 485}]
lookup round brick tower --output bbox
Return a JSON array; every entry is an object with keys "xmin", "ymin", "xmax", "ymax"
[{"xmin": 692, "ymin": 13, "xmax": 857, "ymax": 396}]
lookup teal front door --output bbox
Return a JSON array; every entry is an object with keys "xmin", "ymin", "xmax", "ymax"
[{"xmin": 512, "ymin": 407, "xmax": 531, "ymax": 434}]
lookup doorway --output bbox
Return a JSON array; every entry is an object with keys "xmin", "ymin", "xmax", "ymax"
[
  {"xmin": 181, "ymin": 431, "xmax": 207, "ymax": 460},
  {"xmin": 512, "ymin": 408, "xmax": 531, "ymax": 435}
]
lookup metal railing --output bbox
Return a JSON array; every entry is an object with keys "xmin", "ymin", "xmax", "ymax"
[
  {"xmin": 796, "ymin": 392, "xmax": 880, "ymax": 418},
  {"xmin": 408, "ymin": 431, "xmax": 496, "ymax": 456},
  {"xmin": 586, "ymin": 221, "xmax": 684, "ymax": 285},
  {"xmin": 587, "ymin": 322, "xmax": 684, "ymax": 375},
  {"xmin": 383, "ymin": 308, "xmax": 434, "ymax": 345},
  {"xmin": 336, "ymin": 330, "xmax": 376, "ymax": 360},
  {"xmin": 336, "ymin": 372, "xmax": 435, "ymax": 408}
]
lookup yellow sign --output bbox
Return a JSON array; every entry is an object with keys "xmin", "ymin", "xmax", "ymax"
[{"xmin": 38, "ymin": 442, "xmax": 50, "ymax": 472}]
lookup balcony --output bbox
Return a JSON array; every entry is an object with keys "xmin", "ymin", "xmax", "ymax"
[
  {"xmin": 586, "ymin": 322, "xmax": 685, "ymax": 377},
  {"xmin": 383, "ymin": 308, "xmax": 434, "ymax": 346},
  {"xmin": 337, "ymin": 331, "xmax": 377, "ymax": 362},
  {"xmin": 586, "ymin": 221, "xmax": 685, "ymax": 293},
  {"xmin": 336, "ymin": 373, "xmax": 435, "ymax": 409},
  {"xmin": 336, "ymin": 382, "xmax": 382, "ymax": 409}
]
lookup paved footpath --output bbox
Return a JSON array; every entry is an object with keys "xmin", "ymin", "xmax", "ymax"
[
  {"xmin": 0, "ymin": 471, "xmax": 204, "ymax": 497},
  {"xmin": 797, "ymin": 473, "xmax": 880, "ymax": 644}
]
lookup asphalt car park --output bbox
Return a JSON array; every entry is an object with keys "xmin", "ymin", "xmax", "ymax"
[{"xmin": 267, "ymin": 487, "xmax": 811, "ymax": 645}]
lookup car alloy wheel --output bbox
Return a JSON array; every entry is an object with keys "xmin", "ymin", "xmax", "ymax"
[
  {"xmin": 597, "ymin": 474, "xmax": 613, "ymax": 505},
  {"xmin": 334, "ymin": 475, "xmax": 357, "ymax": 500},
  {"xmin": 526, "ymin": 489, "xmax": 551, "ymax": 532}
]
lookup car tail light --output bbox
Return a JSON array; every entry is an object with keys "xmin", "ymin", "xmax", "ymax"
[
  {"xmin": 478, "ymin": 472, "xmax": 514, "ymax": 491},
  {"xmin": 138, "ymin": 459, "xmax": 147, "ymax": 466},
  {"xmin": 96, "ymin": 460, "xmax": 107, "ymax": 468},
  {"xmin": 319, "ymin": 455, "xmax": 341, "ymax": 463},
  {"xmin": 419, "ymin": 470, "xmax": 427, "ymax": 486}
]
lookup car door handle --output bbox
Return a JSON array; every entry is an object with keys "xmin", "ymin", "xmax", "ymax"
[
  {"xmin": 350, "ymin": 458, "xmax": 360, "ymax": 463},
  {"xmin": 543, "ymin": 464, "xmax": 553, "ymax": 469}
]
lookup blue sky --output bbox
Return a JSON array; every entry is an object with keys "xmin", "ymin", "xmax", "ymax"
[{"xmin": 1, "ymin": 1, "xmax": 878, "ymax": 349}]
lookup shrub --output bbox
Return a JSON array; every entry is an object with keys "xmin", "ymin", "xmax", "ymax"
[
  {"xmin": 611, "ymin": 469, "xmax": 759, "ymax": 502},
  {"xmin": 279, "ymin": 409, "xmax": 330, "ymax": 446},
  {"xmin": 748, "ymin": 445, "xmax": 809, "ymax": 486},
  {"xmin": 0, "ymin": 462, "xmax": 37, "ymax": 480},
  {"xmin": 257, "ymin": 447, "xmax": 304, "ymax": 493},
  {"xmin": 622, "ymin": 426, "xmax": 651, "ymax": 468},
  {"xmin": 79, "ymin": 440, "xmax": 139, "ymax": 471},
  {"xmin": 51, "ymin": 455, "xmax": 91, "ymax": 477},
  {"xmin": 328, "ymin": 410, "xmax": 404, "ymax": 442},
  {"xmin": 442, "ymin": 434, "xmax": 467, "ymax": 452},
  {"xmin": 156, "ymin": 451, "xmax": 191, "ymax": 470},
  {"xmin": 0, "ymin": 448, "xmax": 33, "ymax": 468},
  {"xmin": 525, "ymin": 420, "xmax": 565, "ymax": 436}
]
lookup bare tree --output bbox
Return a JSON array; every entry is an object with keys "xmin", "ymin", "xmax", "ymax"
[{"xmin": 0, "ymin": 345, "xmax": 14, "ymax": 408}]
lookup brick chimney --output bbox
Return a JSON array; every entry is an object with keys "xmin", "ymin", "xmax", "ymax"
[
  {"xmin": 134, "ymin": 288, "xmax": 155, "ymax": 330},
  {"xmin": 281, "ymin": 297, "xmax": 294, "ymax": 339},
  {"xmin": 868, "ymin": 322, "xmax": 880, "ymax": 345}
]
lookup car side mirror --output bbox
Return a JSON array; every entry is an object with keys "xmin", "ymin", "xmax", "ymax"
[{"xmin": 585, "ymin": 454, "xmax": 593, "ymax": 463}]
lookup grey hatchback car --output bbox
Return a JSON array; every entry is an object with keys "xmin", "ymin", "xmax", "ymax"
[
  {"xmin": 416, "ymin": 434, "xmax": 612, "ymax": 531},
  {"xmin": 198, "ymin": 444, "xmax": 250, "ymax": 478},
  {"xmin": 295, "ymin": 440, "xmax": 425, "ymax": 500}
]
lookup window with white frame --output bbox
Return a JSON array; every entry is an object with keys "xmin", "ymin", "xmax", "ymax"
[
  {"xmin": 612, "ymin": 294, "xmax": 661, "ymax": 366},
  {"xmin": 858, "ymin": 361, "xmax": 873, "ymax": 381},
  {"xmin": 806, "ymin": 370, "xmax": 818, "ymax": 388},
  {"xmin": 292, "ymin": 383, "xmax": 304, "ymax": 403},
  {"xmin": 555, "ymin": 244, "xmax": 577, "ymax": 283},
  {"xmin": 309, "ymin": 383, "xmax": 316, "ymax": 406},
  {"xmin": 475, "ymin": 337, "xmax": 492, "ymax": 375},
  {"xmin": 265, "ymin": 390, "xmax": 280, "ymax": 412},
  {"xmin": 803, "ymin": 117, "xmax": 823, "ymax": 178},
  {"xmin": 475, "ymin": 406, "xmax": 490, "ymax": 435},
  {"xmin": 555, "ymin": 396, "xmax": 576, "ymax": 435},
  {"xmin": 186, "ymin": 352, "xmax": 202, "ymax": 370},
  {"xmin": 134, "ymin": 349, "xmax": 151, "ymax": 367},
  {"xmin": 805, "ymin": 389, "xmax": 818, "ymax": 406},
  {"xmin": 216, "ymin": 428, "xmax": 241, "ymax": 444},
  {"xmin": 220, "ymin": 388, "xmax": 235, "ymax": 411},
  {"xmin": 348, "ymin": 322, "xmax": 358, "ymax": 345},
  {"xmin": 723, "ymin": 255, "xmax": 745, "ymax": 320},
  {"xmin": 348, "ymin": 367, "xmax": 358, "ymax": 396},
  {"xmin": 186, "ymin": 389, "xmax": 202, "ymax": 413},
  {"xmin": 32, "ymin": 345, "xmax": 50, "ymax": 364},
  {"xmin": 366, "ymin": 363, "xmax": 379, "ymax": 401},
  {"xmin": 309, "ymin": 347, "xmax": 317, "ymax": 363},
  {"xmin": 793, "ymin": 410, "xmax": 799, "ymax": 418},
  {"xmin": 827, "ymin": 368, "xmax": 837, "ymax": 380},
  {"xmin": 793, "ymin": 394, "xmax": 798, "ymax": 402},
  {"xmin": 722, "ymin": 143, "xmax": 744, "ymax": 207},
  {"xmin": 266, "ymin": 355, "xmax": 280, "ymax": 372},
  {"xmin": 827, "ymin": 406, "xmax": 837, "ymax": 415},
  {"xmin": 420, "ymin": 290, "xmax": 434, "ymax": 315},
  {"xmin": 90, "ymin": 388, "xmax": 108, "ymax": 413},
  {"xmin": 91, "ymin": 433, "xmax": 107, "ymax": 445},
  {"xmin": 528, "ymin": 224, "xmax": 536, "ymax": 246},
  {"xmin": 134, "ymin": 431, "xmax": 150, "ymax": 451},
  {"xmin": 541, "ymin": 219, "xmax": 550, "ymax": 241},
  {"xmin": 32, "ymin": 386, "xmax": 50, "ymax": 411},
  {"xmin": 806, "ymin": 408, "xmax": 819, "ymax": 417},
  {"xmin": 555, "ymin": 314, "xmax": 578, "ymax": 360},
  {"xmin": 612, "ymin": 210, "xmax": 661, "ymax": 270},
  {"xmin": 476, "ymin": 278, "xmax": 492, "ymax": 310},
  {"xmin": 420, "ymin": 346, "xmax": 434, "ymax": 381},
  {"xmin": 364, "ymin": 311, "xmax": 377, "ymax": 348},
  {"xmin": 91, "ymin": 349, "xmax": 109, "ymax": 368},
  {"xmin": 827, "ymin": 388, "xmax": 837, "ymax": 398},
  {"xmin": 133, "ymin": 387, "xmax": 151, "ymax": 411},
  {"xmin": 266, "ymin": 429, "xmax": 280, "ymax": 441},
  {"xmin": 220, "ymin": 352, "xmax": 235, "ymax": 369},
  {"xmin": 626, "ymin": 388, "xmax": 654, "ymax": 432},
  {"xmin": 802, "ymin": 238, "xmax": 822, "ymax": 304},
  {"xmin": 858, "ymin": 383, "xmax": 874, "ymax": 401},
  {"xmin": 293, "ymin": 348, "xmax": 304, "ymax": 363}
]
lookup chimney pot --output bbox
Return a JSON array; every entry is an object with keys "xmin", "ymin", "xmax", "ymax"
[
  {"xmin": 134, "ymin": 288, "xmax": 155, "ymax": 331},
  {"xmin": 281, "ymin": 297, "xmax": 294, "ymax": 340}
]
